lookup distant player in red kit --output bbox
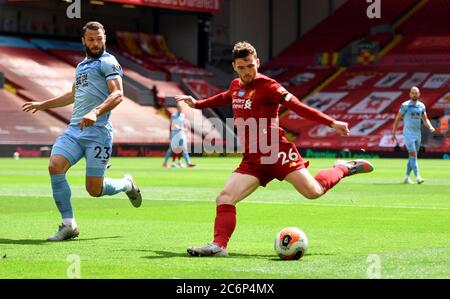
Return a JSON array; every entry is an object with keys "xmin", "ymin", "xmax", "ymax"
[{"xmin": 176, "ymin": 42, "xmax": 374, "ymax": 257}]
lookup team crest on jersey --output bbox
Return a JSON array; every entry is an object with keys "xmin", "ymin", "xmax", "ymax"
[
  {"xmin": 238, "ymin": 89, "xmax": 246, "ymax": 97},
  {"xmin": 244, "ymin": 99, "xmax": 252, "ymax": 110},
  {"xmin": 248, "ymin": 89, "xmax": 256, "ymax": 98}
]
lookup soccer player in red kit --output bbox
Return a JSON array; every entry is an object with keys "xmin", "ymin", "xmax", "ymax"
[{"xmin": 176, "ymin": 42, "xmax": 373, "ymax": 257}]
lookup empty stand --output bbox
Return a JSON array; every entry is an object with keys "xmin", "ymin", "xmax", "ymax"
[
  {"xmin": 0, "ymin": 35, "xmax": 171, "ymax": 145},
  {"xmin": 0, "ymin": 36, "xmax": 75, "ymax": 122},
  {"xmin": 266, "ymin": 0, "xmax": 415, "ymax": 68},
  {"xmin": 115, "ymin": 31, "xmax": 213, "ymax": 78},
  {"xmin": 262, "ymin": 66, "xmax": 337, "ymax": 100},
  {"xmin": 379, "ymin": 0, "xmax": 450, "ymax": 66},
  {"xmin": 0, "ymin": 89, "xmax": 65, "ymax": 145},
  {"xmin": 26, "ymin": 36, "xmax": 223, "ymax": 144},
  {"xmin": 262, "ymin": 1, "xmax": 450, "ymax": 153},
  {"xmin": 280, "ymin": 65, "xmax": 448, "ymax": 152},
  {"xmin": 181, "ymin": 78, "xmax": 223, "ymax": 99}
]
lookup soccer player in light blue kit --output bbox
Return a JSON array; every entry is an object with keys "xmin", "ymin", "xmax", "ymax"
[
  {"xmin": 392, "ymin": 86, "xmax": 435, "ymax": 184},
  {"xmin": 162, "ymin": 104, "xmax": 196, "ymax": 168},
  {"xmin": 22, "ymin": 22, "xmax": 142, "ymax": 241}
]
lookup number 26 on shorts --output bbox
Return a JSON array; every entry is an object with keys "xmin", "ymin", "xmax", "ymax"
[{"xmin": 278, "ymin": 148, "xmax": 298, "ymax": 165}]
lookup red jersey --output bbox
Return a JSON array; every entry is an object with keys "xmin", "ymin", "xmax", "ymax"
[{"xmin": 195, "ymin": 74, "xmax": 335, "ymax": 158}]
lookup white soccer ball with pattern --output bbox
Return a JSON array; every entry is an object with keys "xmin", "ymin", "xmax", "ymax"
[{"xmin": 274, "ymin": 227, "xmax": 308, "ymax": 260}]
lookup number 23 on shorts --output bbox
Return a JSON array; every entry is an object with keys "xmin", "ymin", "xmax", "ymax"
[{"xmin": 93, "ymin": 146, "xmax": 111, "ymax": 160}]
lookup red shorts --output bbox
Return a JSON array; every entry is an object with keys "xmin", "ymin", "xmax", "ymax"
[{"xmin": 234, "ymin": 141, "xmax": 308, "ymax": 187}]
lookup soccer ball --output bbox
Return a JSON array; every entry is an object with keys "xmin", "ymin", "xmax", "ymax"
[{"xmin": 274, "ymin": 227, "xmax": 308, "ymax": 260}]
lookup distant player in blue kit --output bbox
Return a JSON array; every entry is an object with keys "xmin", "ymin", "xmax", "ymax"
[
  {"xmin": 163, "ymin": 104, "xmax": 196, "ymax": 168},
  {"xmin": 22, "ymin": 21, "xmax": 142, "ymax": 241},
  {"xmin": 392, "ymin": 86, "xmax": 435, "ymax": 184}
]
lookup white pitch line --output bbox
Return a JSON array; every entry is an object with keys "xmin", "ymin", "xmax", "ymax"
[
  {"xmin": 137, "ymin": 197, "xmax": 450, "ymax": 211},
  {"xmin": 2, "ymin": 194, "xmax": 450, "ymax": 211},
  {"xmin": 288, "ymin": 202, "xmax": 450, "ymax": 211}
]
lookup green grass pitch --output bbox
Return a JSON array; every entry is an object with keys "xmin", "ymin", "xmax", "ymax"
[{"xmin": 0, "ymin": 157, "xmax": 449, "ymax": 278}]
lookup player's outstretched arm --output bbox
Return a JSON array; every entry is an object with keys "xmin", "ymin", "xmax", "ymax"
[
  {"xmin": 79, "ymin": 77, "xmax": 123, "ymax": 130},
  {"xmin": 281, "ymin": 94, "xmax": 350, "ymax": 136},
  {"xmin": 176, "ymin": 91, "xmax": 231, "ymax": 109},
  {"xmin": 175, "ymin": 95, "xmax": 196, "ymax": 108},
  {"xmin": 22, "ymin": 87, "xmax": 75, "ymax": 113},
  {"xmin": 331, "ymin": 120, "xmax": 349, "ymax": 136},
  {"xmin": 282, "ymin": 94, "xmax": 338, "ymax": 127}
]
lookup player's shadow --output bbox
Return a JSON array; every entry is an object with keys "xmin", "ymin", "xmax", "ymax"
[
  {"xmin": 143, "ymin": 250, "xmax": 324, "ymax": 260},
  {"xmin": 371, "ymin": 182, "xmax": 408, "ymax": 185},
  {"xmin": 228, "ymin": 252, "xmax": 284, "ymax": 259},
  {"xmin": 230, "ymin": 252, "xmax": 334, "ymax": 260},
  {"xmin": 145, "ymin": 250, "xmax": 279, "ymax": 259},
  {"xmin": 265, "ymin": 252, "xmax": 335, "ymax": 261},
  {"xmin": 0, "ymin": 239, "xmax": 48, "ymax": 245},
  {"xmin": 0, "ymin": 236, "xmax": 122, "ymax": 245},
  {"xmin": 142, "ymin": 250, "xmax": 190, "ymax": 259}
]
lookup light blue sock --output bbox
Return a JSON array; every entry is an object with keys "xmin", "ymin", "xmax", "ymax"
[
  {"xmin": 410, "ymin": 157, "xmax": 419, "ymax": 177},
  {"xmin": 406, "ymin": 159, "xmax": 412, "ymax": 177},
  {"xmin": 182, "ymin": 151, "xmax": 191, "ymax": 164},
  {"xmin": 50, "ymin": 174, "xmax": 73, "ymax": 219},
  {"xmin": 163, "ymin": 148, "xmax": 172, "ymax": 164},
  {"xmin": 101, "ymin": 178, "xmax": 130, "ymax": 196}
]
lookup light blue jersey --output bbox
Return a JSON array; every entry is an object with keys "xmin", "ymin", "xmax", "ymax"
[
  {"xmin": 51, "ymin": 51, "xmax": 122, "ymax": 176},
  {"xmin": 399, "ymin": 100, "xmax": 425, "ymax": 138},
  {"xmin": 71, "ymin": 52, "xmax": 123, "ymax": 131},
  {"xmin": 399, "ymin": 99, "xmax": 426, "ymax": 153},
  {"xmin": 171, "ymin": 112, "xmax": 186, "ymax": 135},
  {"xmin": 170, "ymin": 112, "xmax": 187, "ymax": 151}
]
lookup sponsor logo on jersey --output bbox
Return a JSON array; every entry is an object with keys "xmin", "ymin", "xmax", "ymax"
[{"xmin": 75, "ymin": 72, "xmax": 88, "ymax": 88}]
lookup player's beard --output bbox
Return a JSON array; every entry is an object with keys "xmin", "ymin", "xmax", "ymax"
[
  {"xmin": 85, "ymin": 45, "xmax": 105, "ymax": 59},
  {"xmin": 240, "ymin": 74, "xmax": 254, "ymax": 84}
]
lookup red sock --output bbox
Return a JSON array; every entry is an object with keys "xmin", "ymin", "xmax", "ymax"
[
  {"xmin": 213, "ymin": 204, "xmax": 236, "ymax": 248},
  {"xmin": 314, "ymin": 165, "xmax": 349, "ymax": 192}
]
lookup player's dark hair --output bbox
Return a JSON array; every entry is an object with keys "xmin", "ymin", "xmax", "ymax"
[
  {"xmin": 232, "ymin": 41, "xmax": 257, "ymax": 61},
  {"xmin": 82, "ymin": 21, "xmax": 105, "ymax": 37}
]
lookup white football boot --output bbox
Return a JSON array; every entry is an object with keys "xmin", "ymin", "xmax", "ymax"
[
  {"xmin": 47, "ymin": 224, "xmax": 79, "ymax": 241},
  {"xmin": 124, "ymin": 174, "xmax": 142, "ymax": 208},
  {"xmin": 403, "ymin": 177, "xmax": 413, "ymax": 184},
  {"xmin": 187, "ymin": 243, "xmax": 228, "ymax": 257}
]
